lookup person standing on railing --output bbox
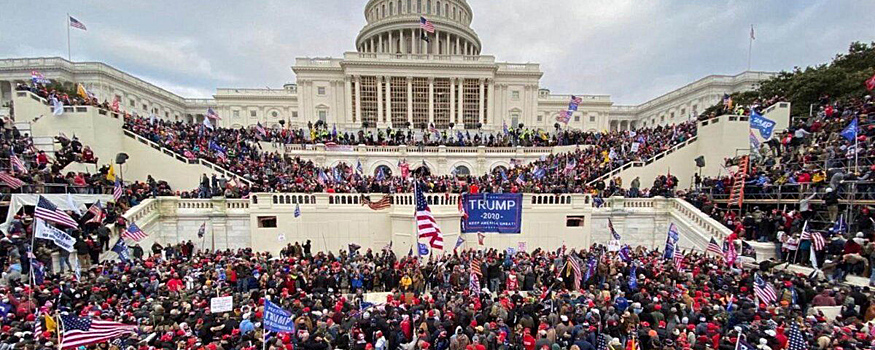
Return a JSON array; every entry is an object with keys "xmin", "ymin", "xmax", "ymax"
[{"xmin": 824, "ymin": 187, "xmax": 840, "ymax": 222}]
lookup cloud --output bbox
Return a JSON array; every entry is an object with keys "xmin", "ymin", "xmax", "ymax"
[{"xmin": 2, "ymin": 0, "xmax": 873, "ymax": 105}]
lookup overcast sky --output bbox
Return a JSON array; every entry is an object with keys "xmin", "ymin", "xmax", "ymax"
[{"xmin": 2, "ymin": 0, "xmax": 873, "ymax": 104}]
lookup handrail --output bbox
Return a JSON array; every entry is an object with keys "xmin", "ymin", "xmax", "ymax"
[
  {"xmin": 122, "ymin": 129, "xmax": 253, "ymax": 186},
  {"xmin": 586, "ymin": 135, "xmax": 698, "ymax": 186}
]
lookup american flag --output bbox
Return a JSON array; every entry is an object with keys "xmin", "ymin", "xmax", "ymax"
[
  {"xmin": 419, "ymin": 17, "xmax": 435, "ymax": 33},
  {"xmin": 60, "ymin": 314, "xmax": 136, "ymax": 349},
  {"xmin": 111, "ymin": 96, "xmax": 119, "ymax": 112},
  {"xmin": 256, "ymin": 122, "xmax": 267, "ymax": 138},
  {"xmin": 706, "ymin": 237, "xmax": 723, "ymax": 255},
  {"xmin": 567, "ymin": 256, "xmax": 582, "ymax": 290},
  {"xmin": 608, "ymin": 218, "xmax": 621, "ymax": 240},
  {"xmin": 35, "ymin": 195, "xmax": 79, "ymax": 228},
  {"xmin": 69, "ymin": 16, "xmax": 87, "ymax": 31},
  {"xmin": 122, "ymin": 223, "xmax": 147, "ymax": 242},
  {"xmin": 596, "ymin": 333, "xmax": 609, "ymax": 350},
  {"xmin": 469, "ymin": 272, "xmax": 479, "ymax": 295},
  {"xmin": 415, "ymin": 182, "xmax": 443, "ymax": 249},
  {"xmin": 786, "ymin": 322, "xmax": 807, "ymax": 350},
  {"xmin": 112, "ymin": 179, "xmax": 123, "ymax": 202},
  {"xmin": 753, "ymin": 274, "xmax": 777, "ymax": 304},
  {"xmin": 471, "ymin": 257, "xmax": 482, "ymax": 276},
  {"xmin": 362, "ymin": 195, "xmax": 392, "ymax": 210},
  {"xmin": 0, "ymin": 171, "xmax": 24, "ymax": 189},
  {"xmin": 86, "ymin": 200, "xmax": 105, "ymax": 224},
  {"xmin": 556, "ymin": 110, "xmax": 571, "ymax": 124},
  {"xmin": 206, "ymin": 107, "xmax": 220, "ymax": 120},
  {"xmin": 10, "ymin": 150, "xmax": 26, "ymax": 173},
  {"xmin": 673, "ymin": 252, "xmax": 684, "ymax": 271},
  {"xmin": 800, "ymin": 221, "xmax": 825, "ymax": 251}
]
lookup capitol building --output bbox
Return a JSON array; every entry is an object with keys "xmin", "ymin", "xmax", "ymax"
[{"xmin": 0, "ymin": 0, "xmax": 775, "ymax": 133}]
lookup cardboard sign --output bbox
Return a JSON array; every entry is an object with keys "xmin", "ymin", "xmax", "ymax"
[{"xmin": 210, "ymin": 296, "xmax": 233, "ymax": 313}]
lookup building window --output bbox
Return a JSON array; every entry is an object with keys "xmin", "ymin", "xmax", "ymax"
[
  {"xmin": 271, "ymin": 111, "xmax": 279, "ymax": 118},
  {"xmin": 317, "ymin": 86, "xmax": 326, "ymax": 95},
  {"xmin": 292, "ymin": 111, "xmax": 298, "ymax": 119},
  {"xmin": 411, "ymin": 77, "xmax": 429, "ymax": 128},
  {"xmin": 566, "ymin": 216, "xmax": 585, "ymax": 227},
  {"xmin": 589, "ymin": 116, "xmax": 595, "ymax": 122},
  {"xmin": 417, "ymin": 0, "xmax": 421, "ymax": 12},
  {"xmin": 360, "ymin": 76, "xmax": 379, "ymax": 127},
  {"xmin": 233, "ymin": 110, "xmax": 240, "ymax": 118},
  {"xmin": 129, "ymin": 99, "xmax": 135, "ymax": 107},
  {"xmin": 407, "ymin": 0, "xmax": 411, "ymax": 12},
  {"xmin": 433, "ymin": 78, "xmax": 451, "ymax": 128},
  {"xmin": 375, "ymin": 165, "xmax": 393, "ymax": 177},
  {"xmin": 660, "ymin": 116, "xmax": 665, "ymax": 122},
  {"xmin": 437, "ymin": 1, "xmax": 441, "ymax": 15},
  {"xmin": 670, "ymin": 112, "xmax": 675, "ymax": 120},
  {"xmin": 680, "ymin": 108, "xmax": 685, "ymax": 116},
  {"xmin": 574, "ymin": 115, "xmax": 580, "ymax": 122},
  {"xmin": 537, "ymin": 115, "xmax": 542, "ymax": 122},
  {"xmin": 318, "ymin": 110, "xmax": 327, "ymax": 122},
  {"xmin": 511, "ymin": 90, "xmax": 520, "ymax": 100},
  {"xmin": 398, "ymin": 1, "xmax": 401, "ymax": 14},
  {"xmin": 142, "ymin": 104, "xmax": 147, "ymax": 110},
  {"xmin": 462, "ymin": 79, "xmax": 480, "ymax": 129},
  {"xmin": 258, "ymin": 216, "xmax": 277, "ymax": 228},
  {"xmin": 692, "ymin": 104, "xmax": 698, "ymax": 115},
  {"xmin": 445, "ymin": 4, "xmax": 449, "ymax": 17},
  {"xmin": 426, "ymin": 0, "xmax": 431, "ymax": 14},
  {"xmin": 453, "ymin": 165, "xmax": 470, "ymax": 176},
  {"xmin": 165, "ymin": 111, "xmax": 169, "ymax": 118},
  {"xmin": 250, "ymin": 110, "xmax": 257, "ymax": 117}
]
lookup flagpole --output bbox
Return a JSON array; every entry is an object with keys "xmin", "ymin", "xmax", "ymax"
[
  {"xmin": 66, "ymin": 14, "xmax": 71, "ymax": 61},
  {"xmin": 747, "ymin": 24, "xmax": 753, "ymax": 71}
]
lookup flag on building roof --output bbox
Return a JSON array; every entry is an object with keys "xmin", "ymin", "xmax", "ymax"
[
  {"xmin": 122, "ymin": 223, "xmax": 147, "ymax": 242},
  {"xmin": 415, "ymin": 182, "xmax": 443, "ymax": 250},
  {"xmin": 35, "ymin": 195, "xmax": 78, "ymax": 228},
  {"xmin": 753, "ymin": 273, "xmax": 777, "ymax": 304},
  {"xmin": 419, "ymin": 17, "xmax": 435, "ymax": 33},
  {"xmin": 69, "ymin": 16, "xmax": 87, "ymax": 31},
  {"xmin": 0, "ymin": 172, "xmax": 24, "ymax": 189},
  {"xmin": 60, "ymin": 314, "xmax": 137, "ymax": 349},
  {"xmin": 707, "ymin": 237, "xmax": 723, "ymax": 256}
]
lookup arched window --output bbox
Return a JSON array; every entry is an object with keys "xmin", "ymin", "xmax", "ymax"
[
  {"xmin": 390, "ymin": 1, "xmax": 394, "ymax": 15},
  {"xmin": 382, "ymin": 4, "xmax": 386, "ymax": 18},
  {"xmin": 436, "ymin": 1, "xmax": 441, "ymax": 16},
  {"xmin": 426, "ymin": 0, "xmax": 431, "ymax": 14},
  {"xmin": 453, "ymin": 165, "xmax": 470, "ymax": 176},
  {"xmin": 374, "ymin": 165, "xmax": 393, "ymax": 178},
  {"xmin": 445, "ymin": 4, "xmax": 449, "ymax": 17},
  {"xmin": 417, "ymin": 0, "xmax": 421, "ymax": 13}
]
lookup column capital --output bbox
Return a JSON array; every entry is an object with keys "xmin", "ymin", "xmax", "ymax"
[
  {"xmin": 428, "ymin": 77, "xmax": 435, "ymax": 83},
  {"xmin": 478, "ymin": 78, "xmax": 486, "ymax": 84}
]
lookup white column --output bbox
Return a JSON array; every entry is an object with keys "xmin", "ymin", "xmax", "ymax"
[
  {"xmin": 354, "ymin": 76, "xmax": 362, "ymax": 123},
  {"xmin": 487, "ymin": 79, "xmax": 494, "ymax": 127},
  {"xmin": 376, "ymin": 75, "xmax": 384, "ymax": 125},
  {"xmin": 456, "ymin": 36, "xmax": 460, "ymax": 55},
  {"xmin": 344, "ymin": 77, "xmax": 353, "ymax": 124},
  {"xmin": 464, "ymin": 41, "xmax": 468, "ymax": 55},
  {"xmin": 406, "ymin": 77, "xmax": 413, "ymax": 127},
  {"xmin": 531, "ymin": 84, "xmax": 538, "ymax": 125},
  {"xmin": 457, "ymin": 78, "xmax": 464, "ymax": 126},
  {"xmin": 410, "ymin": 29, "xmax": 415, "ymax": 54},
  {"xmin": 386, "ymin": 76, "xmax": 393, "ymax": 126},
  {"xmin": 449, "ymin": 78, "xmax": 456, "ymax": 126},
  {"xmin": 389, "ymin": 31, "xmax": 393, "ymax": 53},
  {"xmin": 478, "ymin": 79, "xmax": 485, "ymax": 126},
  {"xmin": 379, "ymin": 34, "xmax": 384, "ymax": 53},
  {"xmin": 428, "ymin": 77, "xmax": 435, "ymax": 126}
]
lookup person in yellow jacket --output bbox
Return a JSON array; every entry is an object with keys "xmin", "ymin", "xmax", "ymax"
[{"xmin": 400, "ymin": 274, "xmax": 412, "ymax": 291}]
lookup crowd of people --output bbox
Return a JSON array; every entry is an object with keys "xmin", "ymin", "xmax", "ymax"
[
  {"xmin": 124, "ymin": 112, "xmax": 696, "ymax": 197},
  {"xmin": 6, "ymin": 229, "xmax": 875, "ymax": 350}
]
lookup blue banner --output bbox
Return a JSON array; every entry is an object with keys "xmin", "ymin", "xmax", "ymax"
[
  {"xmin": 462, "ymin": 193, "xmax": 523, "ymax": 234},
  {"xmin": 264, "ymin": 300, "xmax": 296, "ymax": 333},
  {"xmin": 749, "ymin": 110, "xmax": 776, "ymax": 140}
]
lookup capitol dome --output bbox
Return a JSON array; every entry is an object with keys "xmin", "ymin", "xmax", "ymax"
[{"xmin": 356, "ymin": 0, "xmax": 481, "ymax": 55}]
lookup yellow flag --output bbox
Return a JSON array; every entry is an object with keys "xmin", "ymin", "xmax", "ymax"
[
  {"xmin": 77, "ymin": 83, "xmax": 88, "ymax": 99},
  {"xmin": 106, "ymin": 165, "xmax": 116, "ymax": 181},
  {"xmin": 44, "ymin": 314, "xmax": 57, "ymax": 332}
]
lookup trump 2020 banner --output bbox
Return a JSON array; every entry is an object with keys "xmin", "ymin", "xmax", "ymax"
[{"xmin": 462, "ymin": 193, "xmax": 523, "ymax": 234}]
